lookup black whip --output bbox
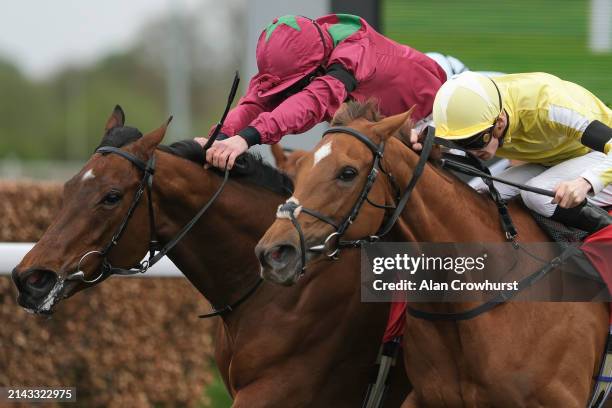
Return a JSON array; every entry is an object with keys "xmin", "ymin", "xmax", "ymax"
[{"xmin": 202, "ymin": 71, "xmax": 241, "ymax": 151}]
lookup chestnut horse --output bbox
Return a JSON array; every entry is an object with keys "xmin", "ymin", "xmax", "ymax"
[
  {"xmin": 12, "ymin": 107, "xmax": 408, "ymax": 407},
  {"xmin": 256, "ymin": 101, "xmax": 609, "ymax": 407}
]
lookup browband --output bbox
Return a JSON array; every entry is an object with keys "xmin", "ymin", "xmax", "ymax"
[{"xmin": 323, "ymin": 126, "xmax": 381, "ymax": 154}]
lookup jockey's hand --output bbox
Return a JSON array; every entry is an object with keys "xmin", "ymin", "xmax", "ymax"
[
  {"xmin": 409, "ymin": 129, "xmax": 424, "ymax": 152},
  {"xmin": 194, "ymin": 136, "xmax": 248, "ymax": 170},
  {"xmin": 553, "ymin": 177, "xmax": 593, "ymax": 208}
]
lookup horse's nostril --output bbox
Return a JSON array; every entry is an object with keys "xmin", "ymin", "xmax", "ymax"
[
  {"xmin": 270, "ymin": 248, "xmax": 283, "ymax": 262},
  {"xmin": 19, "ymin": 269, "xmax": 58, "ymax": 296},
  {"xmin": 264, "ymin": 245, "xmax": 297, "ymax": 269},
  {"xmin": 27, "ymin": 271, "xmax": 47, "ymax": 287}
]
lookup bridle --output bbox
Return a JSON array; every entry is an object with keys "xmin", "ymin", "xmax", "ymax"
[
  {"xmin": 64, "ymin": 72, "xmax": 260, "ymax": 318},
  {"xmin": 67, "ymin": 147, "xmax": 161, "ymax": 284},
  {"xmin": 277, "ymin": 126, "xmax": 436, "ymax": 273},
  {"xmin": 66, "ymin": 146, "xmax": 232, "ymax": 284}
]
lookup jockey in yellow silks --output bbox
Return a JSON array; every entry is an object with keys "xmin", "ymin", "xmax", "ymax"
[{"xmin": 429, "ymin": 71, "xmax": 612, "ymax": 232}]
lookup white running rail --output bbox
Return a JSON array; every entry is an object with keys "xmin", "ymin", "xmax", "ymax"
[{"xmin": 0, "ymin": 243, "xmax": 182, "ymax": 277}]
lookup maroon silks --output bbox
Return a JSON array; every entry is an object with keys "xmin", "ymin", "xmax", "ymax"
[{"xmin": 218, "ymin": 14, "xmax": 446, "ymax": 144}]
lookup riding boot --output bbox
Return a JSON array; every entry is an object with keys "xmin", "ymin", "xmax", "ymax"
[{"xmin": 551, "ymin": 201, "xmax": 612, "ymax": 234}]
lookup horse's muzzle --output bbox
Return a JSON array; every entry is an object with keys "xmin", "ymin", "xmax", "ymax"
[{"xmin": 12, "ymin": 267, "xmax": 59, "ymax": 309}]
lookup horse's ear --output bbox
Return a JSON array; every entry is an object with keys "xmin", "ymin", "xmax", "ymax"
[
  {"xmin": 270, "ymin": 144, "xmax": 287, "ymax": 168},
  {"xmin": 330, "ymin": 103, "xmax": 350, "ymax": 125},
  {"xmin": 135, "ymin": 116, "xmax": 173, "ymax": 154},
  {"xmin": 372, "ymin": 106, "xmax": 415, "ymax": 141},
  {"xmin": 105, "ymin": 105, "xmax": 125, "ymax": 131}
]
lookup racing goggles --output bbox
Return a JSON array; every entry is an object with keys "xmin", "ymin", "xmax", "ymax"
[{"xmin": 454, "ymin": 126, "xmax": 494, "ymax": 149}]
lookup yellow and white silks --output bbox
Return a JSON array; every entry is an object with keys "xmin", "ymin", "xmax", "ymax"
[{"xmin": 434, "ymin": 72, "xmax": 612, "ymax": 216}]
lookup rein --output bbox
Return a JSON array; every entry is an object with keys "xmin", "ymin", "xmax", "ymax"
[
  {"xmin": 434, "ymin": 137, "xmax": 555, "ymax": 198},
  {"xmin": 66, "ymin": 72, "xmax": 262, "ymax": 319},
  {"xmin": 406, "ymin": 245, "xmax": 583, "ymax": 321}
]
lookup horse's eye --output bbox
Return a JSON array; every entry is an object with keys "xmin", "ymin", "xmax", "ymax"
[
  {"xmin": 338, "ymin": 166, "xmax": 358, "ymax": 181},
  {"xmin": 102, "ymin": 191, "xmax": 122, "ymax": 206}
]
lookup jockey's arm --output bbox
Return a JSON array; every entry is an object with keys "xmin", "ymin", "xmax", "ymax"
[
  {"xmin": 530, "ymin": 87, "xmax": 611, "ymax": 194},
  {"xmin": 199, "ymin": 74, "xmax": 349, "ymax": 170},
  {"xmin": 541, "ymin": 104, "xmax": 612, "ymax": 207},
  {"xmin": 239, "ymin": 40, "xmax": 374, "ymax": 145},
  {"xmin": 238, "ymin": 74, "xmax": 349, "ymax": 146},
  {"xmin": 550, "ymin": 117, "xmax": 612, "ymax": 229},
  {"xmin": 580, "ymin": 120, "xmax": 612, "ymax": 193},
  {"xmin": 545, "ymin": 110, "xmax": 612, "ymax": 195}
]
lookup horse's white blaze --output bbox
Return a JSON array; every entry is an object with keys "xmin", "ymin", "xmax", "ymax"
[
  {"xmin": 82, "ymin": 169, "xmax": 95, "ymax": 181},
  {"xmin": 313, "ymin": 142, "xmax": 332, "ymax": 167}
]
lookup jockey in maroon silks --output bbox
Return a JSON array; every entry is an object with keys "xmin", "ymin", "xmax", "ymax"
[{"xmin": 196, "ymin": 14, "xmax": 447, "ymax": 169}]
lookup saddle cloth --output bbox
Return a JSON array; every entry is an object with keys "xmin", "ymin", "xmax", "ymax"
[{"xmin": 532, "ymin": 208, "xmax": 612, "ymax": 321}]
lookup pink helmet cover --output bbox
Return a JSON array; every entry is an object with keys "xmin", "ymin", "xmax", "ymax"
[{"xmin": 255, "ymin": 15, "xmax": 328, "ymax": 97}]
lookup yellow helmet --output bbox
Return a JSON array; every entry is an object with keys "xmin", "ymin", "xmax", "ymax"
[{"xmin": 433, "ymin": 72, "xmax": 502, "ymax": 139}]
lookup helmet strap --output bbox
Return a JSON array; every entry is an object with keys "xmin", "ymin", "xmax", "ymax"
[{"xmin": 488, "ymin": 77, "xmax": 503, "ymax": 115}]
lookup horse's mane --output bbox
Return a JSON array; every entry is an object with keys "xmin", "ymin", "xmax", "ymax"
[{"xmin": 97, "ymin": 126, "xmax": 293, "ymax": 196}]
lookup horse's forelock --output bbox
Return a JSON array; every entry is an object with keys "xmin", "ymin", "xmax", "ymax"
[
  {"xmin": 331, "ymin": 100, "xmax": 382, "ymax": 127},
  {"xmin": 331, "ymin": 101, "xmax": 416, "ymax": 143}
]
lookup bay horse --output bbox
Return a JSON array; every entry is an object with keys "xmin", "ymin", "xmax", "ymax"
[
  {"xmin": 255, "ymin": 101, "xmax": 610, "ymax": 407},
  {"xmin": 11, "ymin": 106, "xmax": 408, "ymax": 407}
]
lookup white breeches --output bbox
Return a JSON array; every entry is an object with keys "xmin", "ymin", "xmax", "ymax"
[
  {"xmin": 426, "ymin": 52, "xmax": 506, "ymax": 80},
  {"xmin": 489, "ymin": 152, "xmax": 612, "ymax": 216},
  {"xmin": 426, "ymin": 52, "xmax": 469, "ymax": 79}
]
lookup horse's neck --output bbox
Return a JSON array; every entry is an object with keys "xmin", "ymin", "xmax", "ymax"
[
  {"xmin": 384, "ymin": 140, "xmax": 532, "ymax": 243},
  {"xmin": 153, "ymin": 152, "xmax": 283, "ymax": 313}
]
